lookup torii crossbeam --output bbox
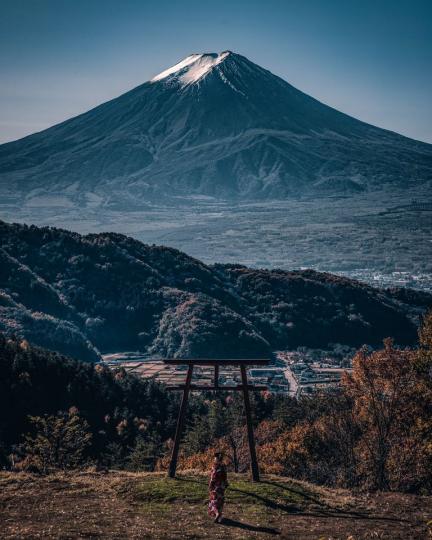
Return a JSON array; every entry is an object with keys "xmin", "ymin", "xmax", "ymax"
[{"xmin": 164, "ymin": 358, "xmax": 270, "ymax": 482}]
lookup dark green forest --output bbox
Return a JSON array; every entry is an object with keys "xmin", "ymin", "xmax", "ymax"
[
  {"xmin": 1, "ymin": 220, "xmax": 430, "ymax": 361},
  {"xmin": 0, "ymin": 333, "xmax": 274, "ymax": 472}
]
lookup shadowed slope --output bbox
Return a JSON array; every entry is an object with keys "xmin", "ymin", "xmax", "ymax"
[
  {"xmin": 1, "ymin": 52, "xmax": 431, "ymax": 205},
  {"xmin": 1, "ymin": 220, "xmax": 430, "ymax": 360}
]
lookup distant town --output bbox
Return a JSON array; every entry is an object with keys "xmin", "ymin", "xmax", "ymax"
[
  {"xmin": 334, "ymin": 270, "xmax": 432, "ymax": 293},
  {"xmin": 103, "ymin": 348, "xmax": 354, "ymax": 398}
]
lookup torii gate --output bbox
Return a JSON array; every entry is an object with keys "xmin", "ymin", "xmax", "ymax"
[{"xmin": 164, "ymin": 358, "xmax": 270, "ymax": 482}]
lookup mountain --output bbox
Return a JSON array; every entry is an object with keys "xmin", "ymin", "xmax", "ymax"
[
  {"xmin": 1, "ymin": 51, "xmax": 431, "ymax": 207},
  {"xmin": 1, "ymin": 220, "xmax": 430, "ymax": 361}
]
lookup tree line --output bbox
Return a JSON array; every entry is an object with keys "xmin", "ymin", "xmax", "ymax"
[
  {"xmin": 177, "ymin": 312, "xmax": 432, "ymax": 492},
  {"xmin": 1, "ymin": 312, "xmax": 431, "ymax": 493}
]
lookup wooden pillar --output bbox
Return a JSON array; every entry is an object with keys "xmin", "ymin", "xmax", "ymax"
[
  {"xmin": 214, "ymin": 364, "xmax": 219, "ymax": 388},
  {"xmin": 240, "ymin": 364, "xmax": 260, "ymax": 482},
  {"xmin": 168, "ymin": 364, "xmax": 194, "ymax": 478}
]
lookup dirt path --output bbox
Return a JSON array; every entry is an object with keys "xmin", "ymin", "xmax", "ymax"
[{"xmin": 0, "ymin": 472, "xmax": 430, "ymax": 539}]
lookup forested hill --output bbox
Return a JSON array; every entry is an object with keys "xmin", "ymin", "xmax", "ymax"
[{"xmin": 1, "ymin": 220, "xmax": 430, "ymax": 361}]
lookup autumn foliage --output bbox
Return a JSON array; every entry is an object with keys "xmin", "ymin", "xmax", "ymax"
[{"xmin": 173, "ymin": 313, "xmax": 432, "ymax": 493}]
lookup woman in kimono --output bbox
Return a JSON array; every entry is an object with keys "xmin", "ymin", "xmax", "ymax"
[{"xmin": 208, "ymin": 452, "xmax": 229, "ymax": 523}]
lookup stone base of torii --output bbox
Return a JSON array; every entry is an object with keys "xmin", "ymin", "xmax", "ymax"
[{"xmin": 164, "ymin": 358, "xmax": 270, "ymax": 482}]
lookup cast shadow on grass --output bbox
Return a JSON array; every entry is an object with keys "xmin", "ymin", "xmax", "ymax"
[
  {"xmin": 219, "ymin": 517, "xmax": 280, "ymax": 535},
  {"xmin": 175, "ymin": 476, "xmax": 407, "ymax": 525},
  {"xmin": 234, "ymin": 481, "xmax": 407, "ymax": 524}
]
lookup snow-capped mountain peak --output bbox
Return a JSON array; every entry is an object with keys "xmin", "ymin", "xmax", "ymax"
[
  {"xmin": 1, "ymin": 51, "xmax": 431, "ymax": 206},
  {"xmin": 151, "ymin": 51, "xmax": 231, "ymax": 86}
]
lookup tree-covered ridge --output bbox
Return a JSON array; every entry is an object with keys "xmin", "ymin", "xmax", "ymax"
[
  {"xmin": 216, "ymin": 265, "xmax": 424, "ymax": 348},
  {"xmin": 1, "ymin": 220, "xmax": 431, "ymax": 360}
]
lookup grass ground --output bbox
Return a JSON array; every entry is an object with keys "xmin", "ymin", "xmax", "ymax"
[{"xmin": 0, "ymin": 470, "xmax": 431, "ymax": 539}]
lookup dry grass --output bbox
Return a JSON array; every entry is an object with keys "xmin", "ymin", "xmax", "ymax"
[{"xmin": 0, "ymin": 470, "xmax": 431, "ymax": 539}]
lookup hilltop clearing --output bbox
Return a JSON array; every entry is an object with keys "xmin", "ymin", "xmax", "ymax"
[{"xmin": 0, "ymin": 471, "xmax": 430, "ymax": 539}]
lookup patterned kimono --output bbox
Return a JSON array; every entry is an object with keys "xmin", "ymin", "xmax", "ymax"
[{"xmin": 208, "ymin": 462, "xmax": 228, "ymax": 517}]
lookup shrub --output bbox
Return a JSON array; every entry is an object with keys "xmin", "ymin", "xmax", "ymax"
[{"xmin": 18, "ymin": 408, "xmax": 92, "ymax": 473}]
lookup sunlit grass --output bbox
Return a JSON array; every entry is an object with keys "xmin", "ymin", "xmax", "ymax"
[{"xmin": 127, "ymin": 473, "xmax": 314, "ymax": 511}]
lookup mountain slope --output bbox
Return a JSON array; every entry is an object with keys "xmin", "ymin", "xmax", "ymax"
[
  {"xmin": 0, "ymin": 220, "xmax": 430, "ymax": 360},
  {"xmin": 0, "ymin": 51, "xmax": 431, "ymax": 206}
]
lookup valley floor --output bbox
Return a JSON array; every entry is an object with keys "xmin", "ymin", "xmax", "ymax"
[
  {"xmin": 2, "ymin": 188, "xmax": 432, "ymax": 291},
  {"xmin": 0, "ymin": 471, "xmax": 430, "ymax": 539}
]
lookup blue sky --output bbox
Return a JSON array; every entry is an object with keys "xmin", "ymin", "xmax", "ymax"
[{"xmin": 0, "ymin": 0, "xmax": 431, "ymax": 143}]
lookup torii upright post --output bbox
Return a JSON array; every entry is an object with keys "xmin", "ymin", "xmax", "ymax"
[
  {"xmin": 168, "ymin": 364, "xmax": 194, "ymax": 478},
  {"xmin": 164, "ymin": 358, "xmax": 270, "ymax": 482},
  {"xmin": 240, "ymin": 364, "xmax": 260, "ymax": 481}
]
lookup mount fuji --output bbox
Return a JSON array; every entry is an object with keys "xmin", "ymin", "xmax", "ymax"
[{"xmin": 1, "ymin": 51, "xmax": 432, "ymax": 207}]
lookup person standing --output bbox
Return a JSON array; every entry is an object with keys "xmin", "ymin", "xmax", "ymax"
[{"xmin": 208, "ymin": 452, "xmax": 229, "ymax": 523}]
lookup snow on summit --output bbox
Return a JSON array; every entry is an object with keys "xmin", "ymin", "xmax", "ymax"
[
  {"xmin": 151, "ymin": 54, "xmax": 201, "ymax": 82},
  {"xmin": 2, "ymin": 49, "xmax": 432, "ymax": 209},
  {"xmin": 151, "ymin": 51, "xmax": 231, "ymax": 86}
]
